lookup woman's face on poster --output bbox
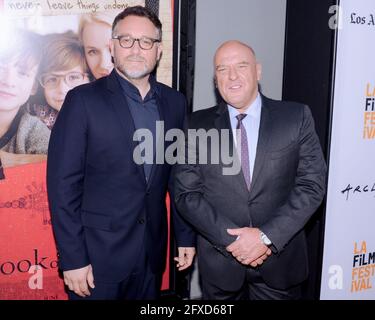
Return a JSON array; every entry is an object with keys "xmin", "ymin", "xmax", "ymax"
[
  {"xmin": 41, "ymin": 65, "xmax": 89, "ymax": 111},
  {"xmin": 0, "ymin": 58, "xmax": 38, "ymax": 112},
  {"xmin": 81, "ymin": 21, "xmax": 113, "ymax": 79}
]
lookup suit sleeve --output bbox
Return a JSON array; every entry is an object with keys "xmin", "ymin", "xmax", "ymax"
[
  {"xmin": 173, "ymin": 116, "xmax": 239, "ymax": 255},
  {"xmin": 47, "ymin": 89, "xmax": 90, "ymax": 271},
  {"xmin": 168, "ymin": 97, "xmax": 196, "ymax": 248},
  {"xmin": 260, "ymin": 105, "xmax": 327, "ymax": 253}
]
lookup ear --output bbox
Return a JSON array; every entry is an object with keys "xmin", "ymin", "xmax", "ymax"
[
  {"xmin": 109, "ymin": 38, "xmax": 115, "ymax": 59},
  {"xmin": 156, "ymin": 42, "xmax": 163, "ymax": 61},
  {"xmin": 256, "ymin": 63, "xmax": 262, "ymax": 81}
]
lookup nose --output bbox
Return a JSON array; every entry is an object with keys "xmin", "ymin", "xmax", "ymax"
[
  {"xmin": 129, "ymin": 39, "xmax": 142, "ymax": 54},
  {"xmin": 0, "ymin": 66, "xmax": 16, "ymax": 87},
  {"xmin": 56, "ymin": 78, "xmax": 70, "ymax": 95},
  {"xmin": 228, "ymin": 66, "xmax": 239, "ymax": 81}
]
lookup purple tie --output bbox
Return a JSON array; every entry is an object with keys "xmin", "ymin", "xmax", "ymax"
[{"xmin": 236, "ymin": 114, "xmax": 251, "ymax": 189}]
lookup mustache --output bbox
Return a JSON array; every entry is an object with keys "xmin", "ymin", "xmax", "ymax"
[{"xmin": 126, "ymin": 55, "xmax": 146, "ymax": 62}]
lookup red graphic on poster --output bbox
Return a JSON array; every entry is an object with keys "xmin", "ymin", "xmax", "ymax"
[
  {"xmin": 0, "ymin": 161, "xmax": 67, "ymax": 300},
  {"xmin": 163, "ymin": 193, "xmax": 171, "ymax": 291},
  {"xmin": 0, "ymin": 161, "xmax": 170, "ymax": 299}
]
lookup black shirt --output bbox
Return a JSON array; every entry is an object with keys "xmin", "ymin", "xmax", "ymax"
[{"xmin": 115, "ymin": 70, "xmax": 160, "ymax": 181}]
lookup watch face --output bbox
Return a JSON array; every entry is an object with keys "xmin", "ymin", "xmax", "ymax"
[{"xmin": 261, "ymin": 233, "xmax": 271, "ymax": 245}]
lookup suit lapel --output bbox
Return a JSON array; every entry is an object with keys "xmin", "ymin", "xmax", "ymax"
[
  {"xmin": 214, "ymin": 97, "xmax": 273, "ymax": 197},
  {"xmin": 214, "ymin": 102, "xmax": 249, "ymax": 194},
  {"xmin": 249, "ymin": 96, "xmax": 272, "ymax": 196},
  {"xmin": 106, "ymin": 70, "xmax": 147, "ymax": 185}
]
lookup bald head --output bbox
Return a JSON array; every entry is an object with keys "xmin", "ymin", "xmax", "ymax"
[
  {"xmin": 214, "ymin": 40, "xmax": 256, "ymax": 63},
  {"xmin": 214, "ymin": 40, "xmax": 261, "ymax": 112}
]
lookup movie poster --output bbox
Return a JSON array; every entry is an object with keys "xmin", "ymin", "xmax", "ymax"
[
  {"xmin": 321, "ymin": 0, "xmax": 375, "ymax": 299},
  {"xmin": 0, "ymin": 0, "xmax": 174, "ymax": 299}
]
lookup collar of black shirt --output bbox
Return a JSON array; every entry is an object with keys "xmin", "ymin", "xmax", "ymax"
[{"xmin": 115, "ymin": 70, "xmax": 160, "ymax": 103}]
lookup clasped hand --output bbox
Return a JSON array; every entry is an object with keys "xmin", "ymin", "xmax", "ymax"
[{"xmin": 226, "ymin": 227, "xmax": 272, "ymax": 267}]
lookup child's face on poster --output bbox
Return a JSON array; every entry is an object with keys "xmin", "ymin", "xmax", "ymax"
[
  {"xmin": 0, "ymin": 58, "xmax": 38, "ymax": 112},
  {"xmin": 42, "ymin": 65, "xmax": 89, "ymax": 111}
]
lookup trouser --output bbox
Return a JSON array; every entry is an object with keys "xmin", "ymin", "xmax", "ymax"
[
  {"xmin": 68, "ymin": 246, "xmax": 162, "ymax": 300},
  {"xmin": 201, "ymin": 267, "xmax": 301, "ymax": 300}
]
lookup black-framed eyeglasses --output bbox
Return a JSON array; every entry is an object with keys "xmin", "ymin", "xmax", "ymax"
[{"xmin": 112, "ymin": 35, "xmax": 161, "ymax": 50}]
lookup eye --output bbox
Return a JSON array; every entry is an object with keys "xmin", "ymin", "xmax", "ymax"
[
  {"xmin": 238, "ymin": 64, "xmax": 248, "ymax": 69},
  {"xmin": 87, "ymin": 49, "xmax": 98, "ymax": 56},
  {"xmin": 18, "ymin": 69, "xmax": 31, "ymax": 77},
  {"xmin": 44, "ymin": 76, "xmax": 58, "ymax": 85},
  {"xmin": 67, "ymin": 74, "xmax": 81, "ymax": 81},
  {"xmin": 140, "ymin": 38, "xmax": 153, "ymax": 46},
  {"xmin": 120, "ymin": 36, "xmax": 133, "ymax": 46}
]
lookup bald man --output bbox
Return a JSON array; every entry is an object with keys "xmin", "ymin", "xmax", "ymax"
[{"xmin": 173, "ymin": 41, "xmax": 326, "ymax": 300}]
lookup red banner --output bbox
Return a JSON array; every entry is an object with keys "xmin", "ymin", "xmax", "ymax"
[
  {"xmin": 0, "ymin": 162, "xmax": 67, "ymax": 299},
  {"xmin": 0, "ymin": 161, "xmax": 170, "ymax": 299}
]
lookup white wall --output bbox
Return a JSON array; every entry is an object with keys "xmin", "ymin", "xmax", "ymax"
[
  {"xmin": 190, "ymin": 0, "xmax": 287, "ymax": 299},
  {"xmin": 193, "ymin": 0, "xmax": 287, "ymax": 111}
]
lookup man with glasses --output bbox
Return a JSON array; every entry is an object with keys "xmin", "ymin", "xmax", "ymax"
[{"xmin": 47, "ymin": 6, "xmax": 195, "ymax": 300}]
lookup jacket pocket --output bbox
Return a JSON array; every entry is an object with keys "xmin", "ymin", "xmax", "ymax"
[{"xmin": 81, "ymin": 210, "xmax": 112, "ymax": 231}]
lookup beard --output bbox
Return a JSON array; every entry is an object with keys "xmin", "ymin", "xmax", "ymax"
[{"xmin": 115, "ymin": 55, "xmax": 156, "ymax": 80}]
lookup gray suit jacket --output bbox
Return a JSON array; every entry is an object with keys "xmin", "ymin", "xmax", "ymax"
[{"xmin": 173, "ymin": 95, "xmax": 326, "ymax": 290}]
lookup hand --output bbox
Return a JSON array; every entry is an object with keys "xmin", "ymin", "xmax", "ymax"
[
  {"xmin": 243, "ymin": 249, "xmax": 272, "ymax": 267},
  {"xmin": 63, "ymin": 264, "xmax": 95, "ymax": 297},
  {"xmin": 226, "ymin": 227, "xmax": 272, "ymax": 267},
  {"xmin": 174, "ymin": 247, "xmax": 196, "ymax": 271}
]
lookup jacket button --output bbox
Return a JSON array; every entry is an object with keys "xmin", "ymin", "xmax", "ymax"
[{"xmin": 138, "ymin": 218, "xmax": 145, "ymax": 224}]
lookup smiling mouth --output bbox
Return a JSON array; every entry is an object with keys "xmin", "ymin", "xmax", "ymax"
[
  {"xmin": 229, "ymin": 84, "xmax": 242, "ymax": 90},
  {"xmin": 126, "ymin": 57, "xmax": 145, "ymax": 62},
  {"xmin": 0, "ymin": 90, "xmax": 16, "ymax": 98}
]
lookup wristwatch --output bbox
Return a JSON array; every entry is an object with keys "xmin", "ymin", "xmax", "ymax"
[{"xmin": 260, "ymin": 231, "xmax": 272, "ymax": 246}]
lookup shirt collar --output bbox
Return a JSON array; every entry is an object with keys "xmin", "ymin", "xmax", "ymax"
[
  {"xmin": 115, "ymin": 69, "xmax": 160, "ymax": 102},
  {"xmin": 227, "ymin": 92, "xmax": 262, "ymax": 120}
]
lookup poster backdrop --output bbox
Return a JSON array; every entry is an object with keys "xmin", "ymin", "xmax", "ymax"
[
  {"xmin": 321, "ymin": 0, "xmax": 375, "ymax": 299},
  {"xmin": 0, "ymin": 0, "xmax": 174, "ymax": 299}
]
